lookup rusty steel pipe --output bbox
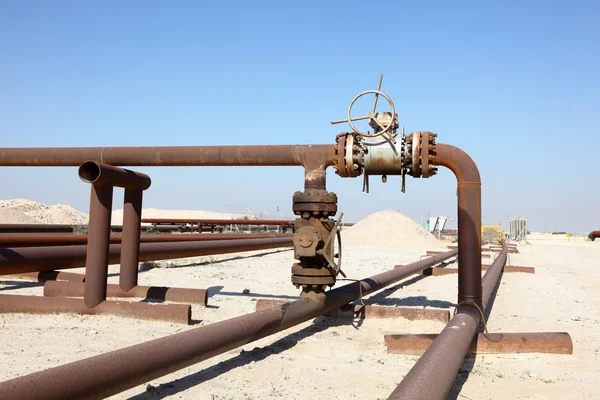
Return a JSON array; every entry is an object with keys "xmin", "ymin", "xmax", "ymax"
[
  {"xmin": 0, "ymin": 224, "xmax": 74, "ymax": 233},
  {"xmin": 44, "ymin": 281, "xmax": 207, "ymax": 305},
  {"xmin": 385, "ymin": 332, "xmax": 573, "ymax": 356},
  {"xmin": 0, "ymin": 233, "xmax": 293, "ymax": 247},
  {"xmin": 84, "ymin": 183, "xmax": 113, "ymax": 308},
  {"xmin": 432, "ymin": 143, "xmax": 482, "ymax": 308},
  {"xmin": 143, "ymin": 218, "xmax": 293, "ymax": 226},
  {"xmin": 0, "ymin": 294, "xmax": 190, "ymax": 324},
  {"xmin": 388, "ymin": 243, "xmax": 508, "ymax": 400},
  {"xmin": 0, "ymin": 145, "xmax": 335, "ymax": 190},
  {"xmin": 78, "ymin": 161, "xmax": 151, "ymax": 190},
  {"xmin": 0, "ymin": 237, "xmax": 294, "ymax": 275},
  {"xmin": 588, "ymin": 230, "xmax": 600, "ymax": 241},
  {"xmin": 120, "ymin": 189, "xmax": 143, "ymax": 291},
  {"xmin": 0, "ymin": 249, "xmax": 457, "ymax": 400}
]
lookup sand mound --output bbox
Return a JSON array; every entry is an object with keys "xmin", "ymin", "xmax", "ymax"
[
  {"xmin": 0, "ymin": 199, "xmax": 88, "ymax": 225},
  {"xmin": 342, "ymin": 210, "xmax": 444, "ymax": 249},
  {"xmin": 111, "ymin": 208, "xmax": 254, "ymax": 225}
]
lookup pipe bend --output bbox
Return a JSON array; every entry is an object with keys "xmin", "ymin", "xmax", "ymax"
[
  {"xmin": 431, "ymin": 142, "xmax": 482, "ymax": 308},
  {"xmin": 432, "ymin": 143, "xmax": 481, "ymax": 185}
]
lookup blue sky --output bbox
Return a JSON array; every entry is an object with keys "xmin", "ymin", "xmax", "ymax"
[{"xmin": 0, "ymin": 1, "xmax": 598, "ymax": 232}]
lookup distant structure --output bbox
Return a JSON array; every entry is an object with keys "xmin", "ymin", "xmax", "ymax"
[
  {"xmin": 427, "ymin": 215, "xmax": 457, "ymax": 240},
  {"xmin": 509, "ymin": 214, "xmax": 530, "ymax": 242}
]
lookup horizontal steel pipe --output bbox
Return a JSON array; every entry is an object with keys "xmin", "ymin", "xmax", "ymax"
[
  {"xmin": 389, "ymin": 244, "xmax": 508, "ymax": 400},
  {"xmin": 2, "ymin": 271, "xmax": 85, "ymax": 282},
  {"xmin": 44, "ymin": 281, "xmax": 208, "ymax": 305},
  {"xmin": 256, "ymin": 299, "xmax": 450, "ymax": 323},
  {"xmin": 385, "ymin": 332, "xmax": 573, "ymax": 356},
  {"xmin": 0, "ymin": 145, "xmax": 335, "ymax": 167},
  {"xmin": 0, "ymin": 249, "xmax": 457, "ymax": 400},
  {"xmin": 0, "ymin": 224, "xmax": 74, "ymax": 233},
  {"xmin": 0, "ymin": 294, "xmax": 191, "ymax": 324},
  {"xmin": 0, "ymin": 233, "xmax": 293, "ymax": 247},
  {"xmin": 588, "ymin": 230, "xmax": 600, "ymax": 241},
  {"xmin": 143, "ymin": 218, "xmax": 293, "ymax": 226},
  {"xmin": 426, "ymin": 250, "xmax": 490, "ymax": 259},
  {"xmin": 79, "ymin": 161, "xmax": 151, "ymax": 190},
  {"xmin": 420, "ymin": 265, "xmax": 535, "ymax": 275},
  {"xmin": 0, "ymin": 237, "xmax": 293, "ymax": 275}
]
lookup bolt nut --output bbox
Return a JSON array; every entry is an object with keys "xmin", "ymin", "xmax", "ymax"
[{"xmin": 353, "ymin": 164, "xmax": 359, "ymax": 170}]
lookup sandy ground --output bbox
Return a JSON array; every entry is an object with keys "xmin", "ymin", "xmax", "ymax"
[{"xmin": 0, "ymin": 233, "xmax": 598, "ymax": 399}]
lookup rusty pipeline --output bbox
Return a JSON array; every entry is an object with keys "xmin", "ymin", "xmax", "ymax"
[
  {"xmin": 142, "ymin": 218, "xmax": 294, "ymax": 227},
  {"xmin": 432, "ymin": 143, "xmax": 482, "ymax": 309},
  {"xmin": 0, "ymin": 233, "xmax": 293, "ymax": 247},
  {"xmin": 588, "ymin": 230, "xmax": 600, "ymax": 241},
  {"xmin": 0, "ymin": 237, "xmax": 294, "ymax": 275},
  {"xmin": 0, "ymin": 249, "xmax": 457, "ymax": 400},
  {"xmin": 0, "ymin": 144, "xmax": 335, "ymax": 191},
  {"xmin": 388, "ymin": 243, "xmax": 507, "ymax": 400}
]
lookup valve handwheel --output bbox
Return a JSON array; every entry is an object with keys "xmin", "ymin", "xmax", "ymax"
[{"xmin": 331, "ymin": 74, "xmax": 397, "ymax": 139}]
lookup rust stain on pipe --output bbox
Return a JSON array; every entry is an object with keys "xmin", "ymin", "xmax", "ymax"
[
  {"xmin": 0, "ymin": 249, "xmax": 457, "ymax": 400},
  {"xmin": 44, "ymin": 281, "xmax": 207, "ymax": 305},
  {"xmin": 0, "ymin": 294, "xmax": 190, "ymax": 323},
  {"xmin": 0, "ymin": 237, "xmax": 293, "ymax": 275},
  {"xmin": 385, "ymin": 332, "xmax": 573, "ymax": 355}
]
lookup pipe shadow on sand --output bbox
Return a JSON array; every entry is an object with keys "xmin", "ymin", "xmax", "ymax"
[{"xmin": 126, "ymin": 317, "xmax": 353, "ymax": 400}]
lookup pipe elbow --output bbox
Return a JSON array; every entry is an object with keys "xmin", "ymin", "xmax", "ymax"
[{"xmin": 432, "ymin": 143, "xmax": 481, "ymax": 185}]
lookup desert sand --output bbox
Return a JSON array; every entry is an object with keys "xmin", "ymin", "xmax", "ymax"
[{"xmin": 0, "ymin": 205, "xmax": 598, "ymax": 399}]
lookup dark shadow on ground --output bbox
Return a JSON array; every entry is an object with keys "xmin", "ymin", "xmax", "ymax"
[
  {"xmin": 0, "ymin": 280, "xmax": 44, "ymax": 291},
  {"xmin": 126, "ymin": 317, "xmax": 353, "ymax": 400}
]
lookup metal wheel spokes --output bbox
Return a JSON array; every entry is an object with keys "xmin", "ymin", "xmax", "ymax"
[{"xmin": 330, "ymin": 74, "xmax": 397, "ymax": 139}]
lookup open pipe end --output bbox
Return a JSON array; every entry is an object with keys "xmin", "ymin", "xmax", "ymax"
[{"xmin": 78, "ymin": 161, "xmax": 102, "ymax": 184}]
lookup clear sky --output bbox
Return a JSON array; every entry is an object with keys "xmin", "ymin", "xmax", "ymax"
[{"xmin": 0, "ymin": 1, "xmax": 598, "ymax": 232}]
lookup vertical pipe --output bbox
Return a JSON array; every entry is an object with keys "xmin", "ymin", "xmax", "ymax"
[
  {"xmin": 432, "ymin": 144, "xmax": 482, "ymax": 308},
  {"xmin": 84, "ymin": 184, "xmax": 113, "ymax": 308},
  {"xmin": 119, "ymin": 189, "xmax": 143, "ymax": 292}
]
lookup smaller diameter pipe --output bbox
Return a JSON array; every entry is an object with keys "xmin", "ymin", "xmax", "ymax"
[
  {"xmin": 0, "ymin": 237, "xmax": 294, "ymax": 275},
  {"xmin": 0, "ymin": 249, "xmax": 457, "ymax": 400},
  {"xmin": 588, "ymin": 230, "xmax": 600, "ymax": 241},
  {"xmin": 84, "ymin": 184, "xmax": 113, "ymax": 308},
  {"xmin": 78, "ymin": 161, "xmax": 151, "ymax": 190},
  {"xmin": 120, "ymin": 189, "xmax": 143, "ymax": 291},
  {"xmin": 388, "ymin": 244, "xmax": 508, "ymax": 400}
]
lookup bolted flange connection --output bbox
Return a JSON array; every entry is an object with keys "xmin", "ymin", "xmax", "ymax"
[
  {"xmin": 291, "ymin": 190, "xmax": 341, "ymax": 293},
  {"xmin": 333, "ymin": 133, "xmax": 365, "ymax": 178},
  {"xmin": 403, "ymin": 131, "xmax": 438, "ymax": 178}
]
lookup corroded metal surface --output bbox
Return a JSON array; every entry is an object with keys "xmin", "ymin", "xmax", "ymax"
[
  {"xmin": 389, "ymin": 244, "xmax": 508, "ymax": 400},
  {"xmin": 3, "ymin": 271, "xmax": 85, "ymax": 282},
  {"xmin": 385, "ymin": 332, "xmax": 573, "ymax": 356},
  {"xmin": 420, "ymin": 265, "xmax": 535, "ymax": 275},
  {"xmin": 0, "ymin": 294, "xmax": 191, "ymax": 324},
  {"xmin": 0, "ymin": 237, "xmax": 294, "ymax": 275},
  {"xmin": 0, "ymin": 249, "xmax": 457, "ymax": 399},
  {"xmin": 256, "ymin": 299, "xmax": 450, "ymax": 322},
  {"xmin": 0, "ymin": 233, "xmax": 293, "ymax": 247},
  {"xmin": 44, "ymin": 281, "xmax": 208, "ymax": 305}
]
